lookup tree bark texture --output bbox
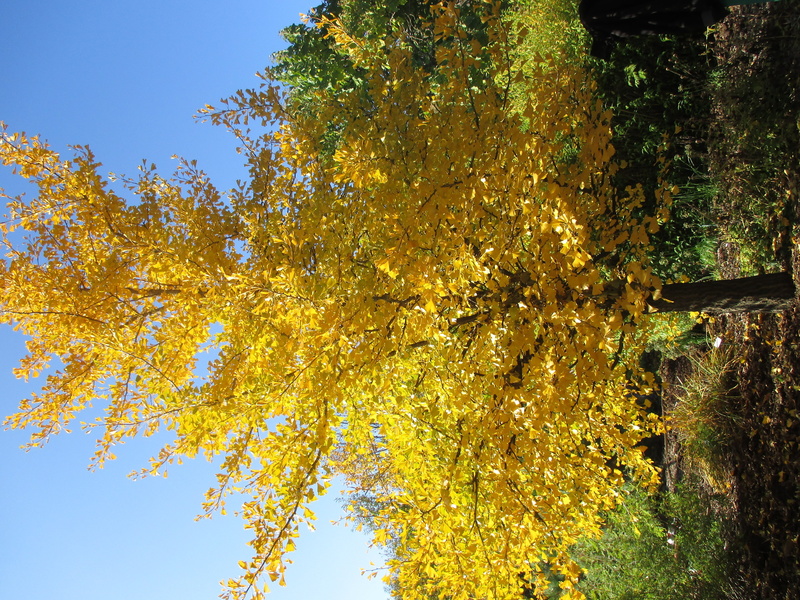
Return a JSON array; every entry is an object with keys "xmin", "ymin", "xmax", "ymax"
[{"xmin": 649, "ymin": 272, "xmax": 796, "ymax": 314}]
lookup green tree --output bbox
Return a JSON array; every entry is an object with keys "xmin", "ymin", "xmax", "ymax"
[{"xmin": 272, "ymin": 0, "xmax": 496, "ymax": 154}]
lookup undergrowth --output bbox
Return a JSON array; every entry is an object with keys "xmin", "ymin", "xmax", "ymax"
[
  {"xmin": 667, "ymin": 345, "xmax": 742, "ymax": 491},
  {"xmin": 571, "ymin": 480, "xmax": 741, "ymax": 600}
]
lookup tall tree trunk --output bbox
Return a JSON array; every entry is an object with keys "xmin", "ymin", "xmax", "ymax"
[{"xmin": 649, "ymin": 272, "xmax": 796, "ymax": 314}]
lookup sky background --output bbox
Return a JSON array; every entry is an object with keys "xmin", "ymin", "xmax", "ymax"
[{"xmin": 0, "ymin": 2, "xmax": 388, "ymax": 599}]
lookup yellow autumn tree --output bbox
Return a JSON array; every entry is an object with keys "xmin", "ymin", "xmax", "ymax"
[{"xmin": 1, "ymin": 3, "xmax": 666, "ymax": 599}]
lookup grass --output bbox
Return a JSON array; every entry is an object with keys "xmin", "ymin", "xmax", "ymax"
[{"xmin": 667, "ymin": 345, "xmax": 742, "ymax": 492}]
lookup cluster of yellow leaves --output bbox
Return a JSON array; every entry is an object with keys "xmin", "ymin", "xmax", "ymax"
[{"xmin": 1, "ymin": 2, "xmax": 667, "ymax": 599}]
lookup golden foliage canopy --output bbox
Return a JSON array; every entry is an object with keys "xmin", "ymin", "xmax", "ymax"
[{"xmin": 1, "ymin": 3, "xmax": 666, "ymax": 599}]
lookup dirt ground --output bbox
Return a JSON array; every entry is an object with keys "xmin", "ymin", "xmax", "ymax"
[{"xmin": 660, "ymin": 3, "xmax": 800, "ymax": 599}]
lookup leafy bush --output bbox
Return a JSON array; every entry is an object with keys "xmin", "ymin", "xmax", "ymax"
[
  {"xmin": 588, "ymin": 34, "xmax": 721, "ymax": 284},
  {"xmin": 505, "ymin": 5, "xmax": 722, "ymax": 284},
  {"xmin": 504, "ymin": 0, "xmax": 588, "ymax": 63},
  {"xmin": 571, "ymin": 481, "xmax": 737, "ymax": 600}
]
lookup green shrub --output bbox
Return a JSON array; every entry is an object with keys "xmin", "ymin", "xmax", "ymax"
[
  {"xmin": 588, "ymin": 34, "xmax": 720, "ymax": 284},
  {"xmin": 571, "ymin": 481, "xmax": 737, "ymax": 600}
]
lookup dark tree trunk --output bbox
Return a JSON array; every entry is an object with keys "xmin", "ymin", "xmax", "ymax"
[{"xmin": 649, "ymin": 272, "xmax": 796, "ymax": 314}]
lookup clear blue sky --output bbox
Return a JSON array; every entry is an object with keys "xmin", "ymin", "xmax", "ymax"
[{"xmin": 0, "ymin": 2, "xmax": 388, "ymax": 599}]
